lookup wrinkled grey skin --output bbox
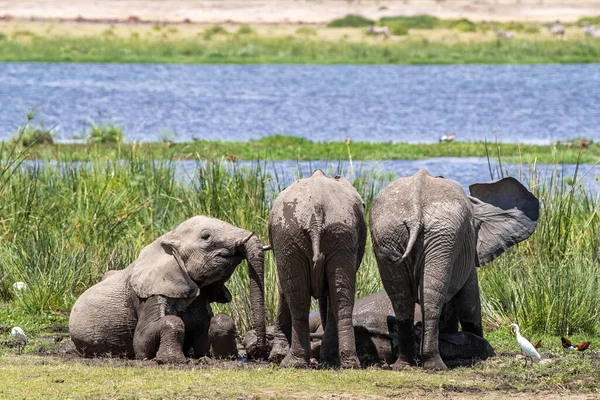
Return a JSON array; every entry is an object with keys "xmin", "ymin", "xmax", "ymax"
[
  {"xmin": 244, "ymin": 292, "xmax": 494, "ymax": 368},
  {"xmin": 208, "ymin": 313, "xmax": 238, "ymax": 359},
  {"xmin": 69, "ymin": 216, "xmax": 267, "ymax": 363},
  {"xmin": 370, "ymin": 170, "xmax": 539, "ymax": 370},
  {"xmin": 268, "ymin": 170, "xmax": 367, "ymax": 368}
]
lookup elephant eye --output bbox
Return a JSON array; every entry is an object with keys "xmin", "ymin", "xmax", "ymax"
[{"xmin": 200, "ymin": 231, "xmax": 211, "ymax": 241}]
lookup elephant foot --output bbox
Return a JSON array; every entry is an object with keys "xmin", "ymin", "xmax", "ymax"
[
  {"xmin": 340, "ymin": 353, "xmax": 361, "ymax": 369},
  {"xmin": 268, "ymin": 342, "xmax": 289, "ymax": 364},
  {"xmin": 247, "ymin": 343, "xmax": 270, "ymax": 361},
  {"xmin": 422, "ymin": 355, "xmax": 447, "ymax": 371},
  {"xmin": 390, "ymin": 359, "xmax": 411, "ymax": 371},
  {"xmin": 155, "ymin": 347, "xmax": 187, "ymax": 364},
  {"xmin": 280, "ymin": 352, "xmax": 309, "ymax": 368}
]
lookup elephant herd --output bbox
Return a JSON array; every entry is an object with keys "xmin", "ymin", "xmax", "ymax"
[{"xmin": 69, "ymin": 169, "xmax": 539, "ymax": 370}]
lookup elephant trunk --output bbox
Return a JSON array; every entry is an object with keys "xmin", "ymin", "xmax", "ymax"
[{"xmin": 240, "ymin": 233, "xmax": 268, "ymax": 360}]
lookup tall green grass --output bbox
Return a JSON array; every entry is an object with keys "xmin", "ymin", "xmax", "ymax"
[
  {"xmin": 480, "ymin": 161, "xmax": 600, "ymax": 336},
  {"xmin": 1, "ymin": 34, "xmax": 600, "ymax": 64},
  {"xmin": 0, "ymin": 143, "xmax": 598, "ymax": 337}
]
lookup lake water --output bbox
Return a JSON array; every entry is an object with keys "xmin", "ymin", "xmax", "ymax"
[
  {"xmin": 178, "ymin": 158, "xmax": 600, "ymax": 195},
  {"xmin": 1, "ymin": 63, "xmax": 599, "ymax": 144}
]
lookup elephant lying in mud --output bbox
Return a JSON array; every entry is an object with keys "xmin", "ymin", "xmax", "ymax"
[
  {"xmin": 243, "ymin": 292, "xmax": 495, "ymax": 368},
  {"xmin": 69, "ymin": 216, "xmax": 268, "ymax": 363},
  {"xmin": 267, "ymin": 170, "xmax": 367, "ymax": 368},
  {"xmin": 370, "ymin": 170, "xmax": 539, "ymax": 370}
]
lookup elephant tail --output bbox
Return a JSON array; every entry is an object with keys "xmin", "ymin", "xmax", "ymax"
[
  {"xmin": 401, "ymin": 221, "xmax": 422, "ymax": 261},
  {"xmin": 309, "ymin": 205, "xmax": 326, "ymax": 296}
]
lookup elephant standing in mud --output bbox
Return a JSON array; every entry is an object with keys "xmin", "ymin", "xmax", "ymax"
[
  {"xmin": 69, "ymin": 216, "xmax": 268, "ymax": 363},
  {"xmin": 268, "ymin": 170, "xmax": 367, "ymax": 368},
  {"xmin": 370, "ymin": 170, "xmax": 539, "ymax": 370}
]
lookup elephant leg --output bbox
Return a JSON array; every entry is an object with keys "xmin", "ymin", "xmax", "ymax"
[
  {"xmin": 322, "ymin": 253, "xmax": 360, "ymax": 369},
  {"xmin": 420, "ymin": 244, "xmax": 453, "ymax": 371},
  {"xmin": 440, "ymin": 299, "xmax": 459, "ymax": 334},
  {"xmin": 277, "ymin": 259, "xmax": 311, "ymax": 368},
  {"xmin": 453, "ymin": 268, "xmax": 483, "ymax": 337},
  {"xmin": 134, "ymin": 296, "xmax": 187, "ymax": 364},
  {"xmin": 182, "ymin": 297, "xmax": 212, "ymax": 358},
  {"xmin": 320, "ymin": 296, "xmax": 339, "ymax": 366},
  {"xmin": 377, "ymin": 252, "xmax": 415, "ymax": 369},
  {"xmin": 210, "ymin": 313, "xmax": 238, "ymax": 359},
  {"xmin": 268, "ymin": 286, "xmax": 292, "ymax": 364},
  {"xmin": 189, "ymin": 320, "xmax": 211, "ymax": 358}
]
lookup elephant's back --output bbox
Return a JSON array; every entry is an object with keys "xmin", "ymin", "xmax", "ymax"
[
  {"xmin": 371, "ymin": 170, "xmax": 469, "ymax": 223},
  {"xmin": 270, "ymin": 170, "xmax": 365, "ymax": 232},
  {"xmin": 69, "ymin": 268, "xmax": 136, "ymax": 357}
]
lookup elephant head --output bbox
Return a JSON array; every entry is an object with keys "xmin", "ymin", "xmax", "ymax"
[
  {"xmin": 468, "ymin": 177, "xmax": 540, "ymax": 267},
  {"xmin": 128, "ymin": 216, "xmax": 267, "ymax": 359}
]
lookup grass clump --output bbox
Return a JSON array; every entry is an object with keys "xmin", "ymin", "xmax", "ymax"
[
  {"xmin": 295, "ymin": 27, "xmax": 317, "ymax": 36},
  {"xmin": 441, "ymin": 18, "xmax": 477, "ymax": 32},
  {"xmin": 237, "ymin": 25, "xmax": 255, "ymax": 35},
  {"xmin": 86, "ymin": 120, "xmax": 123, "ymax": 143},
  {"xmin": 203, "ymin": 25, "xmax": 228, "ymax": 40},
  {"xmin": 578, "ymin": 16, "xmax": 600, "ymax": 26},
  {"xmin": 379, "ymin": 14, "xmax": 440, "ymax": 30},
  {"xmin": 386, "ymin": 21, "xmax": 409, "ymax": 36},
  {"xmin": 11, "ymin": 123, "xmax": 54, "ymax": 146},
  {"xmin": 327, "ymin": 14, "xmax": 374, "ymax": 28}
]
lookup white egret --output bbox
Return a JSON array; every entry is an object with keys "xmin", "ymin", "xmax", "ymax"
[
  {"xmin": 11, "ymin": 326, "xmax": 27, "ymax": 354},
  {"xmin": 509, "ymin": 323, "xmax": 542, "ymax": 367},
  {"xmin": 12, "ymin": 282, "xmax": 27, "ymax": 291}
]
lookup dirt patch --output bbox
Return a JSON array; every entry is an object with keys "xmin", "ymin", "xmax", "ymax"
[{"xmin": 0, "ymin": 0, "xmax": 598, "ymax": 24}]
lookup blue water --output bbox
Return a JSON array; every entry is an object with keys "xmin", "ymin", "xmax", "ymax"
[
  {"xmin": 1, "ymin": 63, "xmax": 599, "ymax": 143},
  {"xmin": 178, "ymin": 158, "xmax": 600, "ymax": 195}
]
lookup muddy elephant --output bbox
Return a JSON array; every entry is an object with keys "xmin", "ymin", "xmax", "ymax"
[
  {"xmin": 268, "ymin": 170, "xmax": 367, "ymax": 368},
  {"xmin": 370, "ymin": 170, "xmax": 539, "ymax": 370},
  {"xmin": 69, "ymin": 216, "xmax": 267, "ymax": 363},
  {"xmin": 244, "ymin": 292, "xmax": 494, "ymax": 368}
]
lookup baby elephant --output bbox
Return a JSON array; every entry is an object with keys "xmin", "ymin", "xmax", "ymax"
[
  {"xmin": 69, "ymin": 216, "xmax": 268, "ymax": 363},
  {"xmin": 268, "ymin": 170, "xmax": 367, "ymax": 368}
]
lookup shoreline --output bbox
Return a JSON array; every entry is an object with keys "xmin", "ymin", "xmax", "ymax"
[{"xmin": 9, "ymin": 138, "xmax": 599, "ymax": 164}]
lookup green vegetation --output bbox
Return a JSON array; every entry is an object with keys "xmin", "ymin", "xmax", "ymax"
[
  {"xmin": 379, "ymin": 14, "xmax": 440, "ymax": 30},
  {"xmin": 1, "ymin": 33, "xmax": 599, "ymax": 64},
  {"xmin": 237, "ymin": 25, "xmax": 255, "ymax": 35},
  {"xmin": 9, "ymin": 134, "xmax": 600, "ymax": 164},
  {"xmin": 1, "ymin": 336, "xmax": 600, "ymax": 400},
  {"xmin": 386, "ymin": 22, "xmax": 409, "ymax": 36},
  {"xmin": 379, "ymin": 15, "xmax": 477, "ymax": 32},
  {"xmin": 11, "ymin": 123, "xmax": 54, "ymax": 146},
  {"xmin": 295, "ymin": 26, "xmax": 318, "ymax": 36},
  {"xmin": 578, "ymin": 16, "xmax": 600, "ymax": 26},
  {"xmin": 86, "ymin": 120, "xmax": 123, "ymax": 143},
  {"xmin": 494, "ymin": 21, "xmax": 541, "ymax": 34},
  {"xmin": 327, "ymin": 14, "xmax": 375, "ymax": 28},
  {"xmin": 203, "ymin": 25, "xmax": 229, "ymax": 40}
]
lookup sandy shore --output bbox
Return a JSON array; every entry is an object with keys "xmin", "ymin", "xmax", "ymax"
[{"xmin": 0, "ymin": 0, "xmax": 599, "ymax": 24}]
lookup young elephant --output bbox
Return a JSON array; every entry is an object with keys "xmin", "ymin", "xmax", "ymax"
[
  {"xmin": 370, "ymin": 170, "xmax": 539, "ymax": 370},
  {"xmin": 69, "ymin": 216, "xmax": 268, "ymax": 363},
  {"xmin": 268, "ymin": 170, "xmax": 367, "ymax": 368}
]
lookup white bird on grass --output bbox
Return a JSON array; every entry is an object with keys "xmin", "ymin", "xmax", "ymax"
[
  {"xmin": 11, "ymin": 326, "xmax": 27, "ymax": 354},
  {"xmin": 12, "ymin": 281, "xmax": 28, "ymax": 291},
  {"xmin": 510, "ymin": 323, "xmax": 542, "ymax": 367}
]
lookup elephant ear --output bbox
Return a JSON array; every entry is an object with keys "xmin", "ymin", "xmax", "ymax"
[
  {"xmin": 129, "ymin": 233, "xmax": 199, "ymax": 299},
  {"xmin": 469, "ymin": 177, "xmax": 539, "ymax": 267}
]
